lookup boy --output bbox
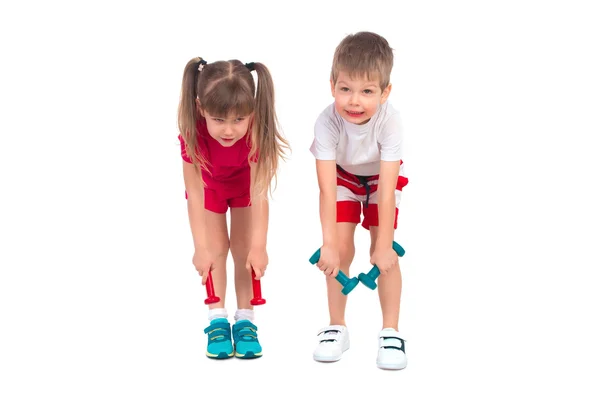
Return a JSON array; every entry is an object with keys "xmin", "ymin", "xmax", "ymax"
[{"xmin": 309, "ymin": 31, "xmax": 409, "ymax": 370}]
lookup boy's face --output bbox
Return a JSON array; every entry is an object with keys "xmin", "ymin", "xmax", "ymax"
[{"xmin": 331, "ymin": 70, "xmax": 391, "ymax": 125}]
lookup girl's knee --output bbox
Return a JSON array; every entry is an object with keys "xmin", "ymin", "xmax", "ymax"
[
  {"xmin": 213, "ymin": 239, "xmax": 230, "ymax": 259},
  {"xmin": 229, "ymin": 243, "xmax": 249, "ymax": 264}
]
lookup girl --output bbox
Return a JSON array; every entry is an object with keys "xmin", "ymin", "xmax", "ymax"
[{"xmin": 177, "ymin": 57, "xmax": 289, "ymax": 359}]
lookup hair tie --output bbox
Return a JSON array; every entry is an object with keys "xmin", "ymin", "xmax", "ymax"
[
  {"xmin": 198, "ymin": 57, "xmax": 208, "ymax": 72},
  {"xmin": 245, "ymin": 62, "xmax": 256, "ymax": 71}
]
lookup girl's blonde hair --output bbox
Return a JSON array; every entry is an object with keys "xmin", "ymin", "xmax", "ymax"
[{"xmin": 177, "ymin": 57, "xmax": 289, "ymax": 198}]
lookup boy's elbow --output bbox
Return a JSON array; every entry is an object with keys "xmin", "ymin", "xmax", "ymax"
[
  {"xmin": 379, "ymin": 186, "xmax": 396, "ymax": 201},
  {"xmin": 319, "ymin": 188, "xmax": 335, "ymax": 200}
]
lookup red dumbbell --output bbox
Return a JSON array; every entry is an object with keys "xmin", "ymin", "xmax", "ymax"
[
  {"xmin": 204, "ymin": 270, "xmax": 220, "ymax": 305},
  {"xmin": 250, "ymin": 269, "xmax": 266, "ymax": 306},
  {"xmin": 204, "ymin": 269, "xmax": 265, "ymax": 306}
]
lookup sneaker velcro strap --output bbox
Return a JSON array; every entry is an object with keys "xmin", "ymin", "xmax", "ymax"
[
  {"xmin": 317, "ymin": 325, "xmax": 345, "ymax": 336},
  {"xmin": 233, "ymin": 320, "xmax": 257, "ymax": 332},
  {"xmin": 319, "ymin": 332, "xmax": 341, "ymax": 342},
  {"xmin": 204, "ymin": 321, "xmax": 231, "ymax": 334},
  {"xmin": 379, "ymin": 336, "xmax": 406, "ymax": 352},
  {"xmin": 204, "ymin": 321, "xmax": 232, "ymax": 342},
  {"xmin": 233, "ymin": 321, "xmax": 258, "ymax": 342},
  {"xmin": 379, "ymin": 330, "xmax": 403, "ymax": 339}
]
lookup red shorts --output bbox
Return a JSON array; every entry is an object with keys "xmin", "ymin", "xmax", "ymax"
[
  {"xmin": 337, "ymin": 201, "xmax": 400, "ymax": 230},
  {"xmin": 335, "ymin": 165, "xmax": 408, "ymax": 230},
  {"xmin": 204, "ymin": 187, "xmax": 251, "ymax": 214}
]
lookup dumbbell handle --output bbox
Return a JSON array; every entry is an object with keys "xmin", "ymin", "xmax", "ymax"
[
  {"xmin": 250, "ymin": 269, "xmax": 266, "ymax": 305},
  {"xmin": 204, "ymin": 270, "xmax": 220, "ymax": 304}
]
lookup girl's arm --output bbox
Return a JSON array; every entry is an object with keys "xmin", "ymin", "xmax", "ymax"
[
  {"xmin": 249, "ymin": 161, "xmax": 269, "ymax": 250},
  {"xmin": 375, "ymin": 160, "xmax": 401, "ymax": 251},
  {"xmin": 246, "ymin": 161, "xmax": 270, "ymax": 279},
  {"xmin": 182, "ymin": 161, "xmax": 208, "ymax": 250}
]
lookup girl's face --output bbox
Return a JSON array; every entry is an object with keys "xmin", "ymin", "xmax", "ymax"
[
  {"xmin": 331, "ymin": 70, "xmax": 391, "ymax": 125},
  {"xmin": 201, "ymin": 110, "xmax": 252, "ymax": 147}
]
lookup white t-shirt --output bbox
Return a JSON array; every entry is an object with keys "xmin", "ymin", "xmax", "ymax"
[{"xmin": 310, "ymin": 101, "xmax": 405, "ymax": 176}]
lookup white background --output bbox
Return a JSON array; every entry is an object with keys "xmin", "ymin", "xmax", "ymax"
[{"xmin": 1, "ymin": 0, "xmax": 599, "ymax": 398}]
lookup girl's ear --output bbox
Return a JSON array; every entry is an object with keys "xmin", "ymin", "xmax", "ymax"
[
  {"xmin": 248, "ymin": 112, "xmax": 256, "ymax": 132},
  {"xmin": 196, "ymin": 98, "xmax": 205, "ymax": 117}
]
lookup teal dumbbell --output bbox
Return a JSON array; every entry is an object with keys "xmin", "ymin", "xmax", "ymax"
[
  {"xmin": 358, "ymin": 241, "xmax": 405, "ymax": 290},
  {"xmin": 309, "ymin": 248, "xmax": 359, "ymax": 295}
]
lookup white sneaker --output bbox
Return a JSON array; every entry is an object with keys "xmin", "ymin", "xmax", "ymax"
[
  {"xmin": 376, "ymin": 328, "xmax": 407, "ymax": 370},
  {"xmin": 313, "ymin": 325, "xmax": 350, "ymax": 362}
]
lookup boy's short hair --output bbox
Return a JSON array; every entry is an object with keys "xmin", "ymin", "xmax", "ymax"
[{"xmin": 330, "ymin": 31, "xmax": 394, "ymax": 91}]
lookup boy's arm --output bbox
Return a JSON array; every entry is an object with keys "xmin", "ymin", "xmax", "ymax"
[
  {"xmin": 375, "ymin": 160, "xmax": 401, "ymax": 250},
  {"xmin": 311, "ymin": 108, "xmax": 341, "ymax": 275},
  {"xmin": 376, "ymin": 111, "xmax": 404, "ymax": 251},
  {"xmin": 316, "ymin": 160, "xmax": 338, "ymax": 247},
  {"xmin": 182, "ymin": 161, "xmax": 208, "ymax": 250}
]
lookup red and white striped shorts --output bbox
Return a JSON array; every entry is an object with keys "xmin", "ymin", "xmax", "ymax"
[{"xmin": 336, "ymin": 165, "xmax": 408, "ymax": 230}]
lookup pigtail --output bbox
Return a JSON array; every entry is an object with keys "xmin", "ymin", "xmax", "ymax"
[
  {"xmin": 251, "ymin": 62, "xmax": 290, "ymax": 198},
  {"xmin": 177, "ymin": 57, "xmax": 208, "ymax": 171}
]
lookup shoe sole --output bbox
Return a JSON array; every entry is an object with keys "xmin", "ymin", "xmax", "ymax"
[
  {"xmin": 376, "ymin": 361, "xmax": 407, "ymax": 370},
  {"xmin": 235, "ymin": 351, "xmax": 262, "ymax": 359},
  {"xmin": 313, "ymin": 354, "xmax": 342, "ymax": 362},
  {"xmin": 313, "ymin": 343, "xmax": 349, "ymax": 362},
  {"xmin": 206, "ymin": 351, "xmax": 234, "ymax": 359}
]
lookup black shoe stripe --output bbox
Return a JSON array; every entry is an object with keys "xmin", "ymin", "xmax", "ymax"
[
  {"xmin": 381, "ymin": 337, "xmax": 405, "ymax": 352},
  {"xmin": 382, "ymin": 345, "xmax": 405, "ymax": 353}
]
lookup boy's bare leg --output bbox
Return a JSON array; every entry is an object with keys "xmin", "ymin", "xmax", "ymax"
[
  {"xmin": 369, "ymin": 226, "xmax": 402, "ymax": 330},
  {"xmin": 327, "ymin": 222, "xmax": 357, "ymax": 326}
]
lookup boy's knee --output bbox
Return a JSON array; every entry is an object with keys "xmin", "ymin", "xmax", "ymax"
[
  {"xmin": 338, "ymin": 242, "xmax": 355, "ymax": 267},
  {"xmin": 369, "ymin": 240, "xmax": 379, "ymax": 257}
]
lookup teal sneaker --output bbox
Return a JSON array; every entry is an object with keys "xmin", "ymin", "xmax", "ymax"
[
  {"xmin": 203, "ymin": 318, "xmax": 234, "ymax": 359},
  {"xmin": 232, "ymin": 320, "xmax": 262, "ymax": 359}
]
